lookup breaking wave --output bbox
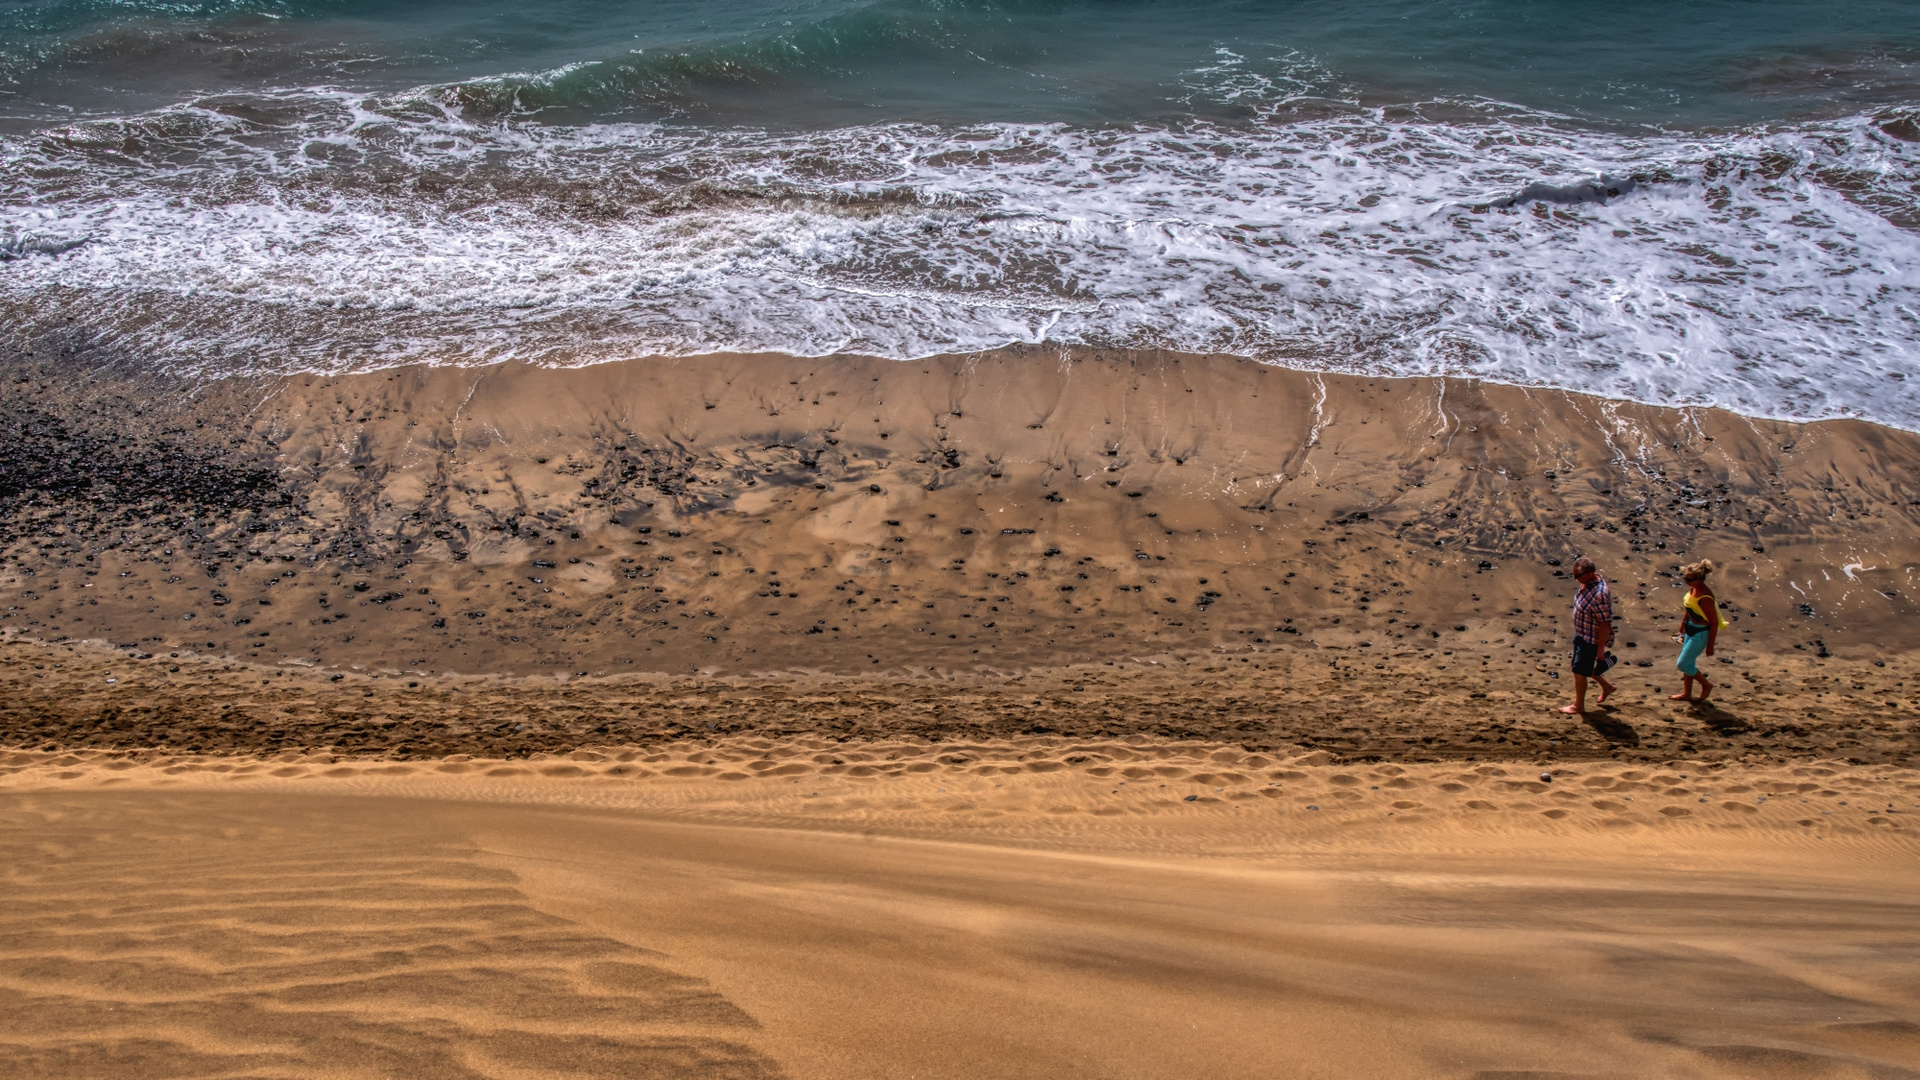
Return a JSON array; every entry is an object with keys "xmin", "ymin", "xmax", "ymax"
[{"xmin": 2, "ymin": 66, "xmax": 1918, "ymax": 428}]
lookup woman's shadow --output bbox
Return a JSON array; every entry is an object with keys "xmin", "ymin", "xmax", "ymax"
[{"xmin": 1686, "ymin": 698, "xmax": 1753, "ymax": 735}]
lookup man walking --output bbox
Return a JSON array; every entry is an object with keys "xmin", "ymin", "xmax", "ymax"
[{"xmin": 1559, "ymin": 556, "xmax": 1617, "ymax": 714}]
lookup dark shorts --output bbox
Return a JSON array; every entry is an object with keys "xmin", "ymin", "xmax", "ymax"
[{"xmin": 1571, "ymin": 637, "xmax": 1604, "ymax": 677}]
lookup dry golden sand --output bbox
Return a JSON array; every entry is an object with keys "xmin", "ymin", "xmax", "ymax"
[
  {"xmin": 2, "ymin": 747, "xmax": 1917, "ymax": 1079},
  {"xmin": 3, "ymin": 349, "xmax": 1919, "ymax": 1077}
]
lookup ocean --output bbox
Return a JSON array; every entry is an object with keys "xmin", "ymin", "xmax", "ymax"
[{"xmin": 2, "ymin": 0, "xmax": 1918, "ymax": 427}]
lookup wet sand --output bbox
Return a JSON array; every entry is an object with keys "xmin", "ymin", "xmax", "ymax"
[{"xmin": 3, "ymin": 347, "xmax": 1918, "ymax": 1077}]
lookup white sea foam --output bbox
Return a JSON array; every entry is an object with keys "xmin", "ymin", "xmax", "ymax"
[{"xmin": 1, "ymin": 86, "xmax": 1917, "ymax": 428}]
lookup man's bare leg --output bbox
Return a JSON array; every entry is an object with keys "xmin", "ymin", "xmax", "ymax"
[
  {"xmin": 1596, "ymin": 677, "xmax": 1617, "ymax": 704},
  {"xmin": 1559, "ymin": 674, "xmax": 1589, "ymax": 714}
]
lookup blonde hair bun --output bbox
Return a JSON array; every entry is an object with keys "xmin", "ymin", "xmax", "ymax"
[{"xmin": 1682, "ymin": 558, "xmax": 1716, "ymax": 580}]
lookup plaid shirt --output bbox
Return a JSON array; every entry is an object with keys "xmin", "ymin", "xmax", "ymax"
[{"xmin": 1572, "ymin": 577, "xmax": 1612, "ymax": 643}]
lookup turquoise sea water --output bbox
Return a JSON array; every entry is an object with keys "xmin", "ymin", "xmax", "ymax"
[{"xmin": 3, "ymin": 1, "xmax": 1919, "ymax": 424}]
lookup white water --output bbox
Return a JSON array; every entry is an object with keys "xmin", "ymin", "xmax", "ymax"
[{"xmin": 2, "ymin": 86, "xmax": 1918, "ymax": 427}]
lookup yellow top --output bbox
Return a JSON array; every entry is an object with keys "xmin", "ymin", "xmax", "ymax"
[{"xmin": 1684, "ymin": 589, "xmax": 1728, "ymax": 630}]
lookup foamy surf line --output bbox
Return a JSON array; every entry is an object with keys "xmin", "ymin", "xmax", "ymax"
[{"xmin": 3, "ymin": 97, "xmax": 1919, "ymax": 429}]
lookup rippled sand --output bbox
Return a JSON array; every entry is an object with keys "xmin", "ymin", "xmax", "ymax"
[{"xmin": 3, "ymin": 746, "xmax": 1916, "ymax": 1079}]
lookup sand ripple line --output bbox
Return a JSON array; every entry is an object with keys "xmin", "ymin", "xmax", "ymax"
[{"xmin": 0, "ymin": 794, "xmax": 784, "ymax": 1080}]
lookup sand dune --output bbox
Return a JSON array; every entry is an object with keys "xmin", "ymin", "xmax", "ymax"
[{"xmin": 2, "ymin": 753, "xmax": 1916, "ymax": 1078}]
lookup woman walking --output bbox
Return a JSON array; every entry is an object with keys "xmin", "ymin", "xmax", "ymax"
[{"xmin": 1670, "ymin": 559, "xmax": 1726, "ymax": 702}]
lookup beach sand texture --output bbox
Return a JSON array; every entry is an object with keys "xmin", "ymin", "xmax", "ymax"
[
  {"xmin": 3, "ymin": 348, "xmax": 1918, "ymax": 1078},
  {"xmin": 2, "ymin": 749, "xmax": 1917, "ymax": 1079},
  {"xmin": 4, "ymin": 348, "xmax": 1917, "ymax": 678}
]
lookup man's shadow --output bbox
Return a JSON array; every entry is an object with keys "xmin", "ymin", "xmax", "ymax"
[{"xmin": 1581, "ymin": 709, "xmax": 1640, "ymax": 748}]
